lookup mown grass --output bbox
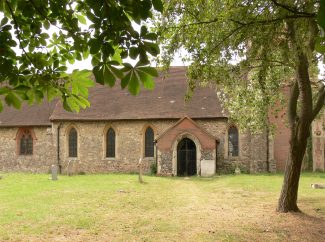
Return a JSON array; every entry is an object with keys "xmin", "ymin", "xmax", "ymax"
[{"xmin": 0, "ymin": 173, "xmax": 324, "ymax": 241}]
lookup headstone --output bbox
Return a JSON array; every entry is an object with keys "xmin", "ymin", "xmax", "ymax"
[
  {"xmin": 138, "ymin": 158, "xmax": 143, "ymax": 183},
  {"xmin": 201, "ymin": 160, "xmax": 215, "ymax": 177},
  {"xmin": 235, "ymin": 167, "xmax": 241, "ymax": 175},
  {"xmin": 311, "ymin": 183, "xmax": 325, "ymax": 189},
  {"xmin": 51, "ymin": 165, "xmax": 58, "ymax": 181}
]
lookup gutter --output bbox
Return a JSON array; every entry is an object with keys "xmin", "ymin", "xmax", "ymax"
[
  {"xmin": 154, "ymin": 140, "xmax": 158, "ymax": 174},
  {"xmin": 266, "ymin": 126, "xmax": 270, "ymax": 173},
  {"xmin": 57, "ymin": 123, "xmax": 62, "ymax": 174}
]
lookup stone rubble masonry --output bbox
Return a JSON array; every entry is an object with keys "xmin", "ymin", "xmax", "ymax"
[
  {"xmin": 312, "ymin": 113, "xmax": 325, "ymax": 171},
  {"xmin": 0, "ymin": 118, "xmax": 275, "ymax": 174},
  {"xmin": 0, "ymin": 127, "xmax": 56, "ymax": 172}
]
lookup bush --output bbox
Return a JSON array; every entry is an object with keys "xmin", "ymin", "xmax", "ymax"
[{"xmin": 150, "ymin": 162, "xmax": 157, "ymax": 175}]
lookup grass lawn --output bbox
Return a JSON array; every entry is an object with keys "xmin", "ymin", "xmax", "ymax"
[{"xmin": 0, "ymin": 173, "xmax": 324, "ymax": 241}]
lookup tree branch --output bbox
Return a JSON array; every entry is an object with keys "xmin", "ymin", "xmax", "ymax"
[
  {"xmin": 270, "ymin": 0, "xmax": 315, "ymax": 17},
  {"xmin": 5, "ymin": 0, "xmax": 34, "ymax": 67},
  {"xmin": 288, "ymin": 80, "xmax": 299, "ymax": 125},
  {"xmin": 312, "ymin": 84, "xmax": 325, "ymax": 120}
]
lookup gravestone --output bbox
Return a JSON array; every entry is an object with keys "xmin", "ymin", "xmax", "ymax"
[
  {"xmin": 311, "ymin": 183, "xmax": 325, "ymax": 189},
  {"xmin": 138, "ymin": 158, "xmax": 143, "ymax": 183},
  {"xmin": 201, "ymin": 160, "xmax": 215, "ymax": 177},
  {"xmin": 51, "ymin": 165, "xmax": 58, "ymax": 181}
]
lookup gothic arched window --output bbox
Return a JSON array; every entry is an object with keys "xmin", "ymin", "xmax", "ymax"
[
  {"xmin": 106, "ymin": 128, "xmax": 116, "ymax": 158},
  {"xmin": 145, "ymin": 127, "xmax": 154, "ymax": 157},
  {"xmin": 69, "ymin": 128, "xmax": 78, "ymax": 157},
  {"xmin": 19, "ymin": 129, "xmax": 33, "ymax": 155},
  {"xmin": 228, "ymin": 126, "xmax": 239, "ymax": 157}
]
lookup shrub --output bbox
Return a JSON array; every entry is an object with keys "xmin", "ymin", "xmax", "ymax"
[{"xmin": 150, "ymin": 162, "xmax": 157, "ymax": 175}]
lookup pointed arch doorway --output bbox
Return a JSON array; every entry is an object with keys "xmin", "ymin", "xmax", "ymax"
[{"xmin": 177, "ymin": 138, "xmax": 197, "ymax": 176}]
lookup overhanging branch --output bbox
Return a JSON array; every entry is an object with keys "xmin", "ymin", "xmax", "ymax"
[
  {"xmin": 288, "ymin": 80, "xmax": 299, "ymax": 125},
  {"xmin": 312, "ymin": 84, "xmax": 325, "ymax": 120}
]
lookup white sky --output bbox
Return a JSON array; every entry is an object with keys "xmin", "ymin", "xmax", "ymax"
[{"xmin": 0, "ymin": 12, "xmax": 323, "ymax": 77}]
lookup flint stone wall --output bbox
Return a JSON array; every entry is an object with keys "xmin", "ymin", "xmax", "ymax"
[
  {"xmin": 0, "ymin": 118, "xmax": 276, "ymax": 174},
  {"xmin": 0, "ymin": 126, "xmax": 56, "ymax": 172}
]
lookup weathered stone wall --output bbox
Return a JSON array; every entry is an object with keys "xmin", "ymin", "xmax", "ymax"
[
  {"xmin": 55, "ymin": 119, "xmax": 227, "ymax": 175},
  {"xmin": 218, "ymin": 128, "xmax": 276, "ymax": 174},
  {"xmin": 53, "ymin": 120, "xmax": 176, "ymax": 174},
  {"xmin": 312, "ymin": 115, "xmax": 325, "ymax": 172},
  {"xmin": 0, "ymin": 126, "xmax": 56, "ymax": 172},
  {"xmin": 0, "ymin": 118, "xmax": 275, "ymax": 175}
]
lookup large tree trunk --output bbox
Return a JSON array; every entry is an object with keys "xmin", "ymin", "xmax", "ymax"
[
  {"xmin": 277, "ymin": 21, "xmax": 316, "ymax": 212},
  {"xmin": 277, "ymin": 123, "xmax": 309, "ymax": 212}
]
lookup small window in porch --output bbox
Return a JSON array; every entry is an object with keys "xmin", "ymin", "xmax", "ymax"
[{"xmin": 228, "ymin": 126, "xmax": 239, "ymax": 157}]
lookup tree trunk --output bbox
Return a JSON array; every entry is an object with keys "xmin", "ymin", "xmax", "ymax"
[
  {"xmin": 277, "ymin": 125, "xmax": 308, "ymax": 212},
  {"xmin": 277, "ymin": 20, "xmax": 316, "ymax": 212}
]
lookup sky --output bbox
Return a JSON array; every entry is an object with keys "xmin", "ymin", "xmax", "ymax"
[{"xmin": 1, "ymin": 11, "xmax": 324, "ymax": 78}]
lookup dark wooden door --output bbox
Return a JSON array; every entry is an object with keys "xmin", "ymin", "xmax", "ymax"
[{"xmin": 177, "ymin": 138, "xmax": 197, "ymax": 176}]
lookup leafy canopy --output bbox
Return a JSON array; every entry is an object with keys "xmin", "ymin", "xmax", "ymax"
[
  {"xmin": 156, "ymin": 0, "xmax": 320, "ymax": 131},
  {"xmin": 0, "ymin": 0, "xmax": 162, "ymax": 112}
]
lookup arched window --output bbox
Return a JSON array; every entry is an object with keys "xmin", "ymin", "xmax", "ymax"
[
  {"xmin": 228, "ymin": 126, "xmax": 239, "ymax": 157},
  {"xmin": 69, "ymin": 128, "xmax": 78, "ymax": 157},
  {"xmin": 106, "ymin": 128, "xmax": 116, "ymax": 158},
  {"xmin": 19, "ymin": 129, "xmax": 33, "ymax": 155},
  {"xmin": 145, "ymin": 127, "xmax": 154, "ymax": 157}
]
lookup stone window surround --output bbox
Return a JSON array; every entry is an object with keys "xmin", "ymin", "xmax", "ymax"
[
  {"xmin": 171, "ymin": 132, "xmax": 202, "ymax": 176},
  {"xmin": 65, "ymin": 124, "xmax": 80, "ymax": 159},
  {"xmin": 225, "ymin": 124, "xmax": 241, "ymax": 160},
  {"xmin": 15, "ymin": 127, "xmax": 37, "ymax": 156},
  {"xmin": 102, "ymin": 124, "xmax": 119, "ymax": 160},
  {"xmin": 140, "ymin": 124, "xmax": 157, "ymax": 160},
  {"xmin": 63, "ymin": 123, "xmax": 160, "ymax": 161}
]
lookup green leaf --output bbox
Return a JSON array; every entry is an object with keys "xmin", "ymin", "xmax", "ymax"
[
  {"xmin": 63, "ymin": 97, "xmax": 73, "ymax": 112},
  {"xmin": 0, "ymin": 17, "xmax": 8, "ymax": 27},
  {"xmin": 137, "ymin": 66, "xmax": 159, "ymax": 77},
  {"xmin": 129, "ymin": 47, "xmax": 139, "ymax": 59},
  {"xmin": 46, "ymin": 86, "xmax": 59, "ymax": 101},
  {"xmin": 70, "ymin": 70, "xmax": 94, "ymax": 97},
  {"xmin": 0, "ymin": 87, "xmax": 11, "ymax": 95},
  {"xmin": 74, "ymin": 95, "xmax": 90, "ymax": 109},
  {"xmin": 143, "ymin": 33, "xmax": 157, "ymax": 41},
  {"xmin": 66, "ymin": 96, "xmax": 80, "ymax": 112},
  {"xmin": 44, "ymin": 20, "xmax": 50, "ymax": 30},
  {"xmin": 93, "ymin": 65, "xmax": 104, "ymax": 85},
  {"xmin": 89, "ymin": 38, "xmax": 101, "ymax": 54},
  {"xmin": 143, "ymin": 41, "xmax": 160, "ymax": 56},
  {"xmin": 110, "ymin": 66, "xmax": 124, "ymax": 79},
  {"xmin": 315, "ymin": 37, "xmax": 325, "ymax": 53},
  {"xmin": 77, "ymin": 14, "xmax": 87, "ymax": 24},
  {"xmin": 111, "ymin": 48, "xmax": 122, "ymax": 64},
  {"xmin": 317, "ymin": 0, "xmax": 325, "ymax": 31},
  {"xmin": 104, "ymin": 66, "xmax": 116, "ymax": 87},
  {"xmin": 5, "ymin": 92, "xmax": 21, "ymax": 109},
  {"xmin": 128, "ymin": 72, "xmax": 140, "ymax": 95},
  {"xmin": 152, "ymin": 0, "xmax": 163, "ymax": 12},
  {"xmin": 91, "ymin": 54, "xmax": 101, "ymax": 66},
  {"xmin": 137, "ymin": 70, "xmax": 155, "ymax": 90},
  {"xmin": 121, "ymin": 71, "xmax": 133, "ymax": 89},
  {"xmin": 0, "ymin": 100, "xmax": 3, "ymax": 112}
]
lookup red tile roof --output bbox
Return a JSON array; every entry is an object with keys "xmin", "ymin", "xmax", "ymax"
[
  {"xmin": 50, "ymin": 67, "xmax": 226, "ymax": 121},
  {"xmin": 0, "ymin": 100, "xmax": 56, "ymax": 127},
  {"xmin": 0, "ymin": 67, "xmax": 227, "ymax": 126}
]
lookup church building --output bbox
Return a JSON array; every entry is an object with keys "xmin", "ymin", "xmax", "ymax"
[{"xmin": 0, "ymin": 67, "xmax": 279, "ymax": 176}]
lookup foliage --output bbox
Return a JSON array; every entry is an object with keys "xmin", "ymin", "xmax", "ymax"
[
  {"xmin": 316, "ymin": 0, "xmax": 325, "ymax": 55},
  {"xmin": 0, "ymin": 0, "xmax": 162, "ymax": 112},
  {"xmin": 156, "ymin": 0, "xmax": 320, "ymax": 131},
  {"xmin": 150, "ymin": 162, "xmax": 157, "ymax": 175}
]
